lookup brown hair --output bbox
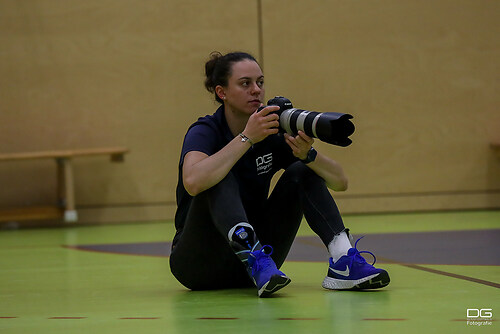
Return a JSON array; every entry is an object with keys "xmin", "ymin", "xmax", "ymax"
[{"xmin": 204, "ymin": 51, "xmax": 258, "ymax": 103}]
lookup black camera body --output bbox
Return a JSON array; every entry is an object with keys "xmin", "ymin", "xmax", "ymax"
[{"xmin": 266, "ymin": 96, "xmax": 355, "ymax": 147}]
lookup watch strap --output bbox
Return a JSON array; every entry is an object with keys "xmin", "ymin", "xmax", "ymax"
[{"xmin": 301, "ymin": 147, "xmax": 317, "ymax": 164}]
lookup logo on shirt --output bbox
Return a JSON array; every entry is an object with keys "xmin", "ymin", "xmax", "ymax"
[{"xmin": 256, "ymin": 153, "xmax": 273, "ymax": 175}]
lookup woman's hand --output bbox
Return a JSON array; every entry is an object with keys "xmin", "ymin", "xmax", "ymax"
[
  {"xmin": 284, "ymin": 131, "xmax": 314, "ymax": 160},
  {"xmin": 285, "ymin": 130, "xmax": 348, "ymax": 191},
  {"xmin": 242, "ymin": 105, "xmax": 280, "ymax": 144}
]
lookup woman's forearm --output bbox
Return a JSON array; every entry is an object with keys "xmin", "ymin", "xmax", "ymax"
[
  {"xmin": 307, "ymin": 152, "xmax": 348, "ymax": 191},
  {"xmin": 182, "ymin": 136, "xmax": 251, "ymax": 196}
]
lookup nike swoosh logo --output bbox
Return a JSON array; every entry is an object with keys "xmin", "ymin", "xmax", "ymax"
[{"xmin": 330, "ymin": 266, "xmax": 350, "ymax": 277}]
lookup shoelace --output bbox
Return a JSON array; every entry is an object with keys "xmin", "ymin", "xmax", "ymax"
[
  {"xmin": 349, "ymin": 237, "xmax": 377, "ymax": 267},
  {"xmin": 251, "ymin": 245, "xmax": 274, "ymax": 272}
]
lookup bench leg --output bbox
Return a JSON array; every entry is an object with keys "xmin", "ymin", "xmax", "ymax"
[
  {"xmin": 57, "ymin": 159, "xmax": 65, "ymax": 208},
  {"xmin": 56, "ymin": 158, "xmax": 78, "ymax": 222}
]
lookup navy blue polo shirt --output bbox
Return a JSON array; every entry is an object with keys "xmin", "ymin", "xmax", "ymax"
[{"xmin": 174, "ymin": 105, "xmax": 298, "ymax": 238}]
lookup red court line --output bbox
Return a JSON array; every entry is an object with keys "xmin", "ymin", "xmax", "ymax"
[
  {"xmin": 0, "ymin": 317, "xmax": 18, "ymax": 319},
  {"xmin": 378, "ymin": 257, "xmax": 500, "ymax": 289},
  {"xmin": 400, "ymin": 263, "xmax": 500, "ymax": 289}
]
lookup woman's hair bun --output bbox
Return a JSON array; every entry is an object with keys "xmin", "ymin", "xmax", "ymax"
[{"xmin": 204, "ymin": 51, "xmax": 223, "ymax": 94}]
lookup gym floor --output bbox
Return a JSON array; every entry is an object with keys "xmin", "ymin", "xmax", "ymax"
[{"xmin": 1, "ymin": 210, "xmax": 498, "ymax": 334}]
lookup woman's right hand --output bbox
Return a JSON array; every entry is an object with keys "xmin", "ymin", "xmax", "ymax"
[
  {"xmin": 241, "ymin": 105, "xmax": 281, "ymax": 143},
  {"xmin": 183, "ymin": 105, "xmax": 281, "ymax": 196}
]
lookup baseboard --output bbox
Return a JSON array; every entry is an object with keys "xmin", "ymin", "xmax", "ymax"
[
  {"xmin": 75, "ymin": 191, "xmax": 499, "ymax": 224},
  {"xmin": 3, "ymin": 192, "xmax": 496, "ymax": 227},
  {"xmin": 335, "ymin": 191, "xmax": 500, "ymax": 214},
  {"xmin": 76, "ymin": 203, "xmax": 176, "ymax": 224}
]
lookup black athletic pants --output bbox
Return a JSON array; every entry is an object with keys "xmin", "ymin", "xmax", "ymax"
[{"xmin": 169, "ymin": 162, "xmax": 345, "ymax": 290}]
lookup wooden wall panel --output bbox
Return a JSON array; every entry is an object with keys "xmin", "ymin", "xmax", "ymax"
[
  {"xmin": 262, "ymin": 0, "xmax": 500, "ymax": 212},
  {"xmin": 0, "ymin": 0, "xmax": 260, "ymax": 221},
  {"xmin": 0, "ymin": 0, "xmax": 498, "ymax": 223}
]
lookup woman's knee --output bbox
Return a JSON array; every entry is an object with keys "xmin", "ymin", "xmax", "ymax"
[{"xmin": 282, "ymin": 161, "xmax": 323, "ymax": 185}]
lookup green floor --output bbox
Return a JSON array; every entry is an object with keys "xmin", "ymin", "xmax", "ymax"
[{"xmin": 0, "ymin": 211, "xmax": 499, "ymax": 333}]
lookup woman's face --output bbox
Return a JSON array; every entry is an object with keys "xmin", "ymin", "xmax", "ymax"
[{"xmin": 217, "ymin": 59, "xmax": 265, "ymax": 116}]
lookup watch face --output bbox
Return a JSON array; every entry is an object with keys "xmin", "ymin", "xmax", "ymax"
[
  {"xmin": 309, "ymin": 148, "xmax": 317, "ymax": 160},
  {"xmin": 304, "ymin": 148, "xmax": 317, "ymax": 163}
]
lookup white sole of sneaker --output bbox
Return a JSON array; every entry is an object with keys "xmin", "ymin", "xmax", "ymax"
[
  {"xmin": 321, "ymin": 273, "xmax": 380, "ymax": 290},
  {"xmin": 258, "ymin": 275, "xmax": 291, "ymax": 297}
]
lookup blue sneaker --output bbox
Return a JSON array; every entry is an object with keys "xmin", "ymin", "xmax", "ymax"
[
  {"xmin": 322, "ymin": 237, "xmax": 390, "ymax": 290},
  {"xmin": 247, "ymin": 245, "xmax": 291, "ymax": 297}
]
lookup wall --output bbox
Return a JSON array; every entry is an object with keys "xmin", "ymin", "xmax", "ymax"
[
  {"xmin": 0, "ymin": 0, "xmax": 498, "ymax": 224},
  {"xmin": 262, "ymin": 0, "xmax": 500, "ymax": 213}
]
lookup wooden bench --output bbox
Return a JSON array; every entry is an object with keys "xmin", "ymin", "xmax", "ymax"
[{"xmin": 0, "ymin": 147, "xmax": 129, "ymax": 223}]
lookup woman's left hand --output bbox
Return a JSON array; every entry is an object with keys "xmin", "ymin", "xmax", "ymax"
[{"xmin": 284, "ymin": 130, "xmax": 314, "ymax": 160}]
